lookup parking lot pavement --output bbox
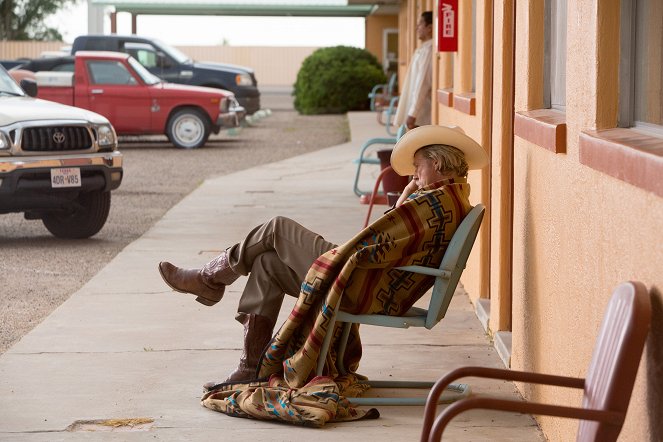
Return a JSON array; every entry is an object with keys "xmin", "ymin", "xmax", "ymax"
[
  {"xmin": 0, "ymin": 112, "xmax": 544, "ymax": 441},
  {"xmin": 0, "ymin": 91, "xmax": 348, "ymax": 355}
]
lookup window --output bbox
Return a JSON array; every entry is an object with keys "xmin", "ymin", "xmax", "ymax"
[
  {"xmin": 125, "ymin": 42, "xmax": 159, "ymax": 69},
  {"xmin": 52, "ymin": 62, "xmax": 74, "ymax": 72},
  {"xmin": 619, "ymin": 0, "xmax": 663, "ymax": 134},
  {"xmin": 87, "ymin": 61, "xmax": 137, "ymax": 85},
  {"xmin": 544, "ymin": 0, "xmax": 567, "ymax": 111}
]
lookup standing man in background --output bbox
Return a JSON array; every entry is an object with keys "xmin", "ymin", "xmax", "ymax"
[{"xmin": 395, "ymin": 10, "xmax": 433, "ymax": 130}]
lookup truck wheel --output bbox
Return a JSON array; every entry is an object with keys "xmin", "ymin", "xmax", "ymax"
[
  {"xmin": 42, "ymin": 191, "xmax": 111, "ymax": 239},
  {"xmin": 166, "ymin": 108, "xmax": 210, "ymax": 149}
]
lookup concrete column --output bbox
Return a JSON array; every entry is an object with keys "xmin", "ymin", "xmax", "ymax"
[{"xmin": 87, "ymin": 0, "xmax": 105, "ymax": 34}]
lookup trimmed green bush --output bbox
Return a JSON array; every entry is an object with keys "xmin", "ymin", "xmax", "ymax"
[{"xmin": 293, "ymin": 46, "xmax": 387, "ymax": 115}]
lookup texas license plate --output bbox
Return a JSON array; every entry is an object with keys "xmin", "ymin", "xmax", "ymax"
[{"xmin": 51, "ymin": 167, "xmax": 81, "ymax": 188}]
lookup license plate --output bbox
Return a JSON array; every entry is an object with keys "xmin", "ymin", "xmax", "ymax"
[{"xmin": 50, "ymin": 167, "xmax": 81, "ymax": 188}]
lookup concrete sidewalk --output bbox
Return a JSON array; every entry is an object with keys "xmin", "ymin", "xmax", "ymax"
[{"xmin": 0, "ymin": 112, "xmax": 544, "ymax": 441}]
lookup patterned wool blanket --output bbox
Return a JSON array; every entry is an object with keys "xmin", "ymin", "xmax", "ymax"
[{"xmin": 202, "ymin": 180, "xmax": 471, "ymax": 427}]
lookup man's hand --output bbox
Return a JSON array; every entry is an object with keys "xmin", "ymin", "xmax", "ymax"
[
  {"xmin": 406, "ymin": 115, "xmax": 417, "ymax": 130},
  {"xmin": 395, "ymin": 178, "xmax": 420, "ymax": 207}
]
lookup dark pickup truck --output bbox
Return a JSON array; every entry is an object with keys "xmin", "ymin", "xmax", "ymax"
[{"xmin": 70, "ymin": 35, "xmax": 260, "ymax": 115}]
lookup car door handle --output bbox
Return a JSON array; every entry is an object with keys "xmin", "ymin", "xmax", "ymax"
[{"xmin": 91, "ymin": 89, "xmax": 104, "ymax": 94}]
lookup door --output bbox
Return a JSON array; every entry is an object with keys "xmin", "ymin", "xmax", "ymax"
[
  {"xmin": 123, "ymin": 42, "xmax": 184, "ymax": 84},
  {"xmin": 84, "ymin": 59, "xmax": 152, "ymax": 134}
]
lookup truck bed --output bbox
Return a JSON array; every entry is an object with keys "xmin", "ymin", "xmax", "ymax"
[{"xmin": 35, "ymin": 72, "xmax": 74, "ymax": 106}]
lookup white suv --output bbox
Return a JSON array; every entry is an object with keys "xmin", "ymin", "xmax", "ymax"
[{"xmin": 0, "ymin": 66, "xmax": 123, "ymax": 238}]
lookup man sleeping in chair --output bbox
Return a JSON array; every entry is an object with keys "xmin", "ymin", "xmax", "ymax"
[{"xmin": 158, "ymin": 125, "xmax": 489, "ymax": 426}]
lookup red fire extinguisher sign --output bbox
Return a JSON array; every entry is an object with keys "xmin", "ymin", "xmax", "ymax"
[{"xmin": 438, "ymin": 0, "xmax": 459, "ymax": 52}]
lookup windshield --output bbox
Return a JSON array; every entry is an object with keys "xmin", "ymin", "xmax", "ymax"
[
  {"xmin": 0, "ymin": 67, "xmax": 26, "ymax": 96},
  {"xmin": 127, "ymin": 57, "xmax": 161, "ymax": 85},
  {"xmin": 153, "ymin": 38, "xmax": 192, "ymax": 64}
]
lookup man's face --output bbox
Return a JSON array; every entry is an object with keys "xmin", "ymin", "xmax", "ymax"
[
  {"xmin": 412, "ymin": 151, "xmax": 450, "ymax": 188},
  {"xmin": 416, "ymin": 16, "xmax": 433, "ymax": 41}
]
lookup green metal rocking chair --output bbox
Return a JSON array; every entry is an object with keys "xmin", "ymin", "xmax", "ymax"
[{"xmin": 316, "ymin": 204, "xmax": 486, "ymax": 406}]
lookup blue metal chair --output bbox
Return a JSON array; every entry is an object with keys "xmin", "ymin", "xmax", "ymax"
[
  {"xmin": 368, "ymin": 73, "xmax": 398, "ymax": 112},
  {"xmin": 379, "ymin": 96, "xmax": 400, "ymax": 136},
  {"xmin": 316, "ymin": 204, "xmax": 486, "ymax": 405}
]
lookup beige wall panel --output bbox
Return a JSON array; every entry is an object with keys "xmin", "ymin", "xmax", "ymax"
[
  {"xmin": 177, "ymin": 46, "xmax": 319, "ymax": 87},
  {"xmin": 0, "ymin": 42, "xmax": 317, "ymax": 87},
  {"xmin": 0, "ymin": 41, "xmax": 65, "ymax": 59}
]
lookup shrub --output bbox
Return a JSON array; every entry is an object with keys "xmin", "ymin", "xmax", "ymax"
[{"xmin": 293, "ymin": 46, "xmax": 387, "ymax": 115}]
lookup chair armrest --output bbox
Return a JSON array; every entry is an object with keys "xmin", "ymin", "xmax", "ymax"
[
  {"xmin": 396, "ymin": 265, "xmax": 451, "ymax": 279},
  {"xmin": 424, "ymin": 396, "xmax": 624, "ymax": 442},
  {"xmin": 369, "ymin": 83, "xmax": 386, "ymax": 97},
  {"xmin": 421, "ymin": 366, "xmax": 585, "ymax": 441},
  {"xmin": 357, "ymin": 137, "xmax": 398, "ymax": 159}
]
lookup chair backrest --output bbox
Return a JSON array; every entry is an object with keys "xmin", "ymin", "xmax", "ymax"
[
  {"xmin": 396, "ymin": 124, "xmax": 407, "ymax": 139},
  {"xmin": 577, "ymin": 281, "xmax": 651, "ymax": 442},
  {"xmin": 425, "ymin": 204, "xmax": 485, "ymax": 329},
  {"xmin": 387, "ymin": 72, "xmax": 398, "ymax": 95}
]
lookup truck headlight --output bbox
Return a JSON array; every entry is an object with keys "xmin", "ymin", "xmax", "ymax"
[
  {"xmin": 235, "ymin": 73, "xmax": 252, "ymax": 86},
  {"xmin": 0, "ymin": 132, "xmax": 9, "ymax": 150},
  {"xmin": 219, "ymin": 97, "xmax": 230, "ymax": 113},
  {"xmin": 97, "ymin": 124, "xmax": 117, "ymax": 151}
]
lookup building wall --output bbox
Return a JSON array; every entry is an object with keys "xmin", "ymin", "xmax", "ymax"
[
  {"xmin": 364, "ymin": 14, "xmax": 399, "ymax": 71},
  {"xmin": 399, "ymin": 0, "xmax": 663, "ymax": 440},
  {"xmin": 509, "ymin": 1, "xmax": 663, "ymax": 440},
  {"xmin": 0, "ymin": 41, "xmax": 65, "ymax": 59},
  {"xmin": 175, "ymin": 46, "xmax": 318, "ymax": 87},
  {"xmin": 0, "ymin": 42, "xmax": 317, "ymax": 87}
]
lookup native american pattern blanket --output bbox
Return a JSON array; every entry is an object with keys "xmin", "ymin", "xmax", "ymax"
[{"xmin": 202, "ymin": 180, "xmax": 471, "ymax": 426}]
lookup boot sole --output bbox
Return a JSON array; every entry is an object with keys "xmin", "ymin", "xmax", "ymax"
[{"xmin": 157, "ymin": 262, "xmax": 218, "ymax": 307}]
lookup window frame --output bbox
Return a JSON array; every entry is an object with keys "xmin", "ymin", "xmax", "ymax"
[
  {"xmin": 619, "ymin": 0, "xmax": 663, "ymax": 137},
  {"xmin": 543, "ymin": 0, "xmax": 567, "ymax": 112}
]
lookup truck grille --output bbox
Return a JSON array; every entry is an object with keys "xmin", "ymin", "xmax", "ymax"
[{"xmin": 21, "ymin": 126, "xmax": 92, "ymax": 152}]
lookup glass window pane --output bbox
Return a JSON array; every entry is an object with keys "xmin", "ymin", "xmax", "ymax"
[
  {"xmin": 550, "ymin": 0, "xmax": 567, "ymax": 111},
  {"xmin": 634, "ymin": 0, "xmax": 663, "ymax": 126}
]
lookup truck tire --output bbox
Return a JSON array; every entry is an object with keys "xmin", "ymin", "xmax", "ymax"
[
  {"xmin": 166, "ymin": 108, "xmax": 210, "ymax": 149},
  {"xmin": 42, "ymin": 191, "xmax": 111, "ymax": 239}
]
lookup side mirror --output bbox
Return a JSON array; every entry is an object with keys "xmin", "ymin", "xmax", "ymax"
[{"xmin": 20, "ymin": 78, "xmax": 38, "ymax": 97}]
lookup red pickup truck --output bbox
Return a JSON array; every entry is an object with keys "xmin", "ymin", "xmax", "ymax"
[{"xmin": 32, "ymin": 51, "xmax": 245, "ymax": 149}]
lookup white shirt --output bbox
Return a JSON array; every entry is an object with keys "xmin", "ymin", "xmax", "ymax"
[{"xmin": 395, "ymin": 39, "xmax": 433, "ymax": 127}]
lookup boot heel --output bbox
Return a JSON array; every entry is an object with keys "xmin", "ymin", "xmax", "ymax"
[{"xmin": 195, "ymin": 296, "xmax": 218, "ymax": 306}]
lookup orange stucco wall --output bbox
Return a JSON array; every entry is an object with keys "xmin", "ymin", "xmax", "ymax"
[
  {"xmin": 364, "ymin": 14, "xmax": 398, "ymax": 70},
  {"xmin": 510, "ymin": 1, "xmax": 663, "ymax": 440},
  {"xmin": 398, "ymin": 0, "xmax": 663, "ymax": 440}
]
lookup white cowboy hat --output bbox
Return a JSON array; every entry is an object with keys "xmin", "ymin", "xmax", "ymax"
[{"xmin": 390, "ymin": 125, "xmax": 489, "ymax": 176}]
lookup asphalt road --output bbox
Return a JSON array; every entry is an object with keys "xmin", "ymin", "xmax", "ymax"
[{"xmin": 0, "ymin": 91, "xmax": 349, "ymax": 354}]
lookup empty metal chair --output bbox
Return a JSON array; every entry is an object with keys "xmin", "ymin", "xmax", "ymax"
[
  {"xmin": 420, "ymin": 280, "xmax": 652, "ymax": 442},
  {"xmin": 369, "ymin": 73, "xmax": 398, "ymax": 112},
  {"xmin": 353, "ymin": 124, "xmax": 407, "ymax": 199}
]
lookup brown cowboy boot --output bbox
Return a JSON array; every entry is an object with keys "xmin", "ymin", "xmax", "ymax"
[
  {"xmin": 203, "ymin": 313, "xmax": 274, "ymax": 391},
  {"xmin": 158, "ymin": 251, "xmax": 240, "ymax": 306}
]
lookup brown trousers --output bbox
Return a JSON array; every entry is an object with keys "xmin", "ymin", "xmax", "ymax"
[{"xmin": 226, "ymin": 216, "xmax": 337, "ymax": 325}]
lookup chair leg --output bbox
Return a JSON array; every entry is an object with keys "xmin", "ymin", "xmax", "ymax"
[
  {"xmin": 363, "ymin": 166, "xmax": 392, "ymax": 228},
  {"xmin": 335, "ymin": 321, "xmax": 353, "ymax": 375},
  {"xmin": 316, "ymin": 308, "xmax": 338, "ymax": 376}
]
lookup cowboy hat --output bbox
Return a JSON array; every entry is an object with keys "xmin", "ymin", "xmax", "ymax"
[{"xmin": 390, "ymin": 125, "xmax": 489, "ymax": 176}]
